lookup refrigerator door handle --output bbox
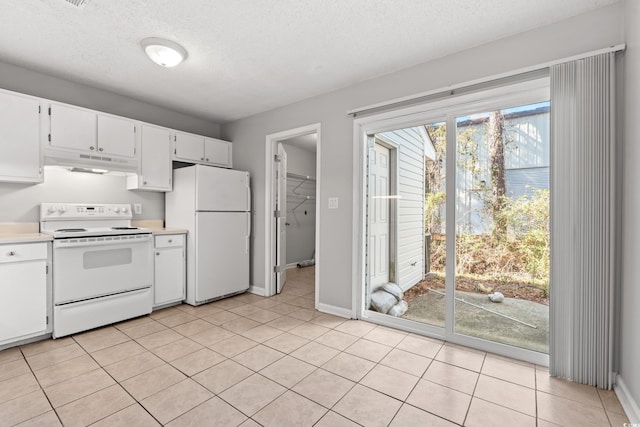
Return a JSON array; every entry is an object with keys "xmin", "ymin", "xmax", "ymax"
[
  {"xmin": 246, "ymin": 212, "xmax": 251, "ymax": 254},
  {"xmin": 246, "ymin": 179, "xmax": 251, "ymax": 211}
]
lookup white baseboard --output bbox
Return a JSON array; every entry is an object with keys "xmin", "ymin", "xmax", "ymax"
[
  {"xmin": 248, "ymin": 286, "xmax": 266, "ymax": 297},
  {"xmin": 317, "ymin": 302, "xmax": 353, "ymax": 319},
  {"xmin": 615, "ymin": 374, "xmax": 640, "ymax": 423}
]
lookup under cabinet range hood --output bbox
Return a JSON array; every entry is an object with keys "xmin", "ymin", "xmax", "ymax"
[{"xmin": 43, "ymin": 146, "xmax": 139, "ymax": 173}]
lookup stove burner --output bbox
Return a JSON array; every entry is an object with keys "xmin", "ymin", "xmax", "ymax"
[
  {"xmin": 56, "ymin": 228, "xmax": 87, "ymax": 232},
  {"xmin": 111, "ymin": 227, "xmax": 138, "ymax": 230}
]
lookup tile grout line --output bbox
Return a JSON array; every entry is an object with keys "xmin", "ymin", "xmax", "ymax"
[
  {"xmin": 79, "ymin": 337, "xmax": 164, "ymax": 426},
  {"xmin": 16, "ymin": 345, "xmax": 64, "ymax": 427},
  {"xmin": 535, "ymin": 363, "xmax": 539, "ymax": 427},
  {"xmin": 462, "ymin": 350, "xmax": 487, "ymax": 426}
]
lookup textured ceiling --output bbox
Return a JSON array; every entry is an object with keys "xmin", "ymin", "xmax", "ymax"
[{"xmin": 0, "ymin": 0, "xmax": 618, "ymax": 123}]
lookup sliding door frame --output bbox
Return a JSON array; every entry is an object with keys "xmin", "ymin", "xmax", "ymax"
[{"xmin": 353, "ymin": 78, "xmax": 551, "ymax": 365}]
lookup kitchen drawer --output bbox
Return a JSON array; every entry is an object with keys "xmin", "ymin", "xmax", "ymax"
[
  {"xmin": 155, "ymin": 234, "xmax": 184, "ymax": 248},
  {"xmin": 0, "ymin": 243, "xmax": 47, "ymax": 264}
]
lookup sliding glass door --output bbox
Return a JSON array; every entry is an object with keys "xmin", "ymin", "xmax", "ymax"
[
  {"xmin": 359, "ymin": 81, "xmax": 551, "ymax": 362},
  {"xmin": 453, "ymin": 103, "xmax": 550, "ymax": 354}
]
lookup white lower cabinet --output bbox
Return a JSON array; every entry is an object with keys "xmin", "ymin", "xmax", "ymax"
[
  {"xmin": 0, "ymin": 242, "xmax": 50, "ymax": 347},
  {"xmin": 154, "ymin": 234, "xmax": 185, "ymax": 308}
]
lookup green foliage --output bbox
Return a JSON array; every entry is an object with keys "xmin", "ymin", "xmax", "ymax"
[{"xmin": 502, "ymin": 189, "xmax": 550, "ymax": 284}]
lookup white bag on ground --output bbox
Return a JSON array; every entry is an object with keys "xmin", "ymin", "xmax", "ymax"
[
  {"xmin": 488, "ymin": 292, "xmax": 504, "ymax": 303},
  {"xmin": 388, "ymin": 300, "xmax": 408, "ymax": 317},
  {"xmin": 382, "ymin": 282, "xmax": 403, "ymax": 302},
  {"xmin": 370, "ymin": 290, "xmax": 398, "ymax": 314}
]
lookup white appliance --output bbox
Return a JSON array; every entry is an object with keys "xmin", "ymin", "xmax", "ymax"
[
  {"xmin": 166, "ymin": 165, "xmax": 251, "ymax": 305},
  {"xmin": 40, "ymin": 203, "xmax": 153, "ymax": 338}
]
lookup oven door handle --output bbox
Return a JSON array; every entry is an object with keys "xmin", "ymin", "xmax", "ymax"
[{"xmin": 54, "ymin": 235, "xmax": 152, "ymax": 249}]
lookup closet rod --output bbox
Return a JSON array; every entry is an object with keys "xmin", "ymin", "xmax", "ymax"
[{"xmin": 287, "ymin": 172, "xmax": 316, "ymax": 182}]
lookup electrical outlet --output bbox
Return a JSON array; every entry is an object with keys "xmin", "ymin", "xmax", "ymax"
[
  {"xmin": 134, "ymin": 203, "xmax": 142, "ymax": 215},
  {"xmin": 328, "ymin": 197, "xmax": 339, "ymax": 209}
]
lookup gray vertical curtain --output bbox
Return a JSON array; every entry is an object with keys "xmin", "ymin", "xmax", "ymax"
[{"xmin": 550, "ymin": 52, "xmax": 616, "ymax": 388}]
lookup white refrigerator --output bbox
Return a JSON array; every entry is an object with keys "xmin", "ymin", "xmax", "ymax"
[{"xmin": 166, "ymin": 164, "xmax": 251, "ymax": 305}]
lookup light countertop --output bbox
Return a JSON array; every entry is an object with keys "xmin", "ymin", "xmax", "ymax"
[
  {"xmin": 0, "ymin": 233, "xmax": 53, "ymax": 245},
  {"xmin": 0, "ymin": 223, "xmax": 52, "ymax": 244},
  {"xmin": 131, "ymin": 220, "xmax": 187, "ymax": 235},
  {"xmin": 147, "ymin": 227, "xmax": 188, "ymax": 235}
]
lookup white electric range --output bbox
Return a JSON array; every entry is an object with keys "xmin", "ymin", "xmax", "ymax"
[{"xmin": 40, "ymin": 203, "xmax": 153, "ymax": 338}]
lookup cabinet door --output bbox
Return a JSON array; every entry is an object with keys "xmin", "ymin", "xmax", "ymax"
[
  {"xmin": 49, "ymin": 103, "xmax": 97, "ymax": 152},
  {"xmin": 0, "ymin": 91, "xmax": 42, "ymax": 183},
  {"xmin": 154, "ymin": 246, "xmax": 185, "ymax": 306},
  {"xmin": 97, "ymin": 114, "xmax": 136, "ymax": 157},
  {"xmin": 204, "ymin": 138, "xmax": 232, "ymax": 167},
  {"xmin": 0, "ymin": 259, "xmax": 47, "ymax": 343},
  {"xmin": 174, "ymin": 132, "xmax": 204, "ymax": 162},
  {"xmin": 139, "ymin": 125, "xmax": 172, "ymax": 190}
]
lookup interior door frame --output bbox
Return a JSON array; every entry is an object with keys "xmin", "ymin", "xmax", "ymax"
[
  {"xmin": 275, "ymin": 142, "xmax": 287, "ymax": 293},
  {"xmin": 352, "ymin": 78, "xmax": 551, "ymax": 366},
  {"xmin": 265, "ymin": 123, "xmax": 321, "ymax": 306}
]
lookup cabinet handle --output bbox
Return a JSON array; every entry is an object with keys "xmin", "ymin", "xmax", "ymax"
[
  {"xmin": 168, "ymin": 239, "xmax": 173, "ymax": 243},
  {"xmin": 156, "ymin": 252, "xmax": 160, "ymax": 256},
  {"xmin": 89, "ymin": 146, "xmax": 95, "ymax": 150},
  {"xmin": 205, "ymin": 158, "xmax": 209, "ymax": 162},
  {"xmin": 98, "ymin": 147, "xmax": 104, "ymax": 152},
  {"xmin": 143, "ymin": 181, "xmax": 148, "ymax": 185},
  {"xmin": 7, "ymin": 251, "xmax": 16, "ymax": 256},
  {"xmin": 200, "ymin": 158, "xmax": 204, "ymax": 161}
]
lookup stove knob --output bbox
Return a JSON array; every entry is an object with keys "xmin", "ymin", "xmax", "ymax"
[
  {"xmin": 47, "ymin": 206, "xmax": 56, "ymax": 214},
  {"xmin": 57, "ymin": 206, "xmax": 67, "ymax": 214},
  {"xmin": 122, "ymin": 207, "xmax": 129, "ymax": 214},
  {"xmin": 114, "ymin": 207, "xmax": 120, "ymax": 213}
]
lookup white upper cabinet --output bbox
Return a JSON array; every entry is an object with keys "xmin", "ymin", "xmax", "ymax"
[
  {"xmin": 49, "ymin": 103, "xmax": 136, "ymax": 157},
  {"xmin": 0, "ymin": 90, "xmax": 43, "ymax": 183},
  {"xmin": 174, "ymin": 131, "xmax": 205, "ymax": 162},
  {"xmin": 204, "ymin": 137, "xmax": 232, "ymax": 167},
  {"xmin": 173, "ymin": 131, "xmax": 232, "ymax": 168},
  {"xmin": 127, "ymin": 124, "xmax": 172, "ymax": 192},
  {"xmin": 49, "ymin": 103, "xmax": 97, "ymax": 152},
  {"xmin": 97, "ymin": 114, "xmax": 136, "ymax": 158}
]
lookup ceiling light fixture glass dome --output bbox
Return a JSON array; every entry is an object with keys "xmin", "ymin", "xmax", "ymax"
[{"xmin": 141, "ymin": 37, "xmax": 188, "ymax": 67}]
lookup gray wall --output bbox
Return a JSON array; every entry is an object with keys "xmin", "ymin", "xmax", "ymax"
[
  {"xmin": 620, "ymin": 0, "xmax": 640, "ymax": 419},
  {"xmin": 281, "ymin": 143, "xmax": 316, "ymax": 265},
  {"xmin": 0, "ymin": 167, "xmax": 164, "ymax": 223},
  {"xmin": 222, "ymin": 3, "xmax": 624, "ymax": 311}
]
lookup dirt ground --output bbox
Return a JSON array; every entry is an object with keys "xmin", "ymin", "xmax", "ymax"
[
  {"xmin": 402, "ymin": 289, "xmax": 550, "ymax": 353},
  {"xmin": 404, "ymin": 272, "xmax": 549, "ymax": 305}
]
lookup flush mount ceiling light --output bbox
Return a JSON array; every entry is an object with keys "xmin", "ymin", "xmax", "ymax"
[{"xmin": 141, "ymin": 38, "xmax": 188, "ymax": 67}]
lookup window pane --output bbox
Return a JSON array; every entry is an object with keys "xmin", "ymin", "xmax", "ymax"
[{"xmin": 454, "ymin": 102, "xmax": 550, "ymax": 354}]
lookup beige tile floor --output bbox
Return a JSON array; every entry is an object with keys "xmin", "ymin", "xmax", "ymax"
[{"xmin": 0, "ymin": 266, "xmax": 630, "ymax": 426}]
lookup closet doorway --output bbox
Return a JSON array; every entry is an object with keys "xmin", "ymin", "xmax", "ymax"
[{"xmin": 265, "ymin": 124, "xmax": 321, "ymax": 303}]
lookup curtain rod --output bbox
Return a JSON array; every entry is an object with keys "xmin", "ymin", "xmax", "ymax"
[{"xmin": 347, "ymin": 44, "xmax": 626, "ymax": 117}]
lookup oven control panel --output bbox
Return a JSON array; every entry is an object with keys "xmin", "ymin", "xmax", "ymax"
[{"xmin": 41, "ymin": 203, "xmax": 132, "ymax": 220}]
